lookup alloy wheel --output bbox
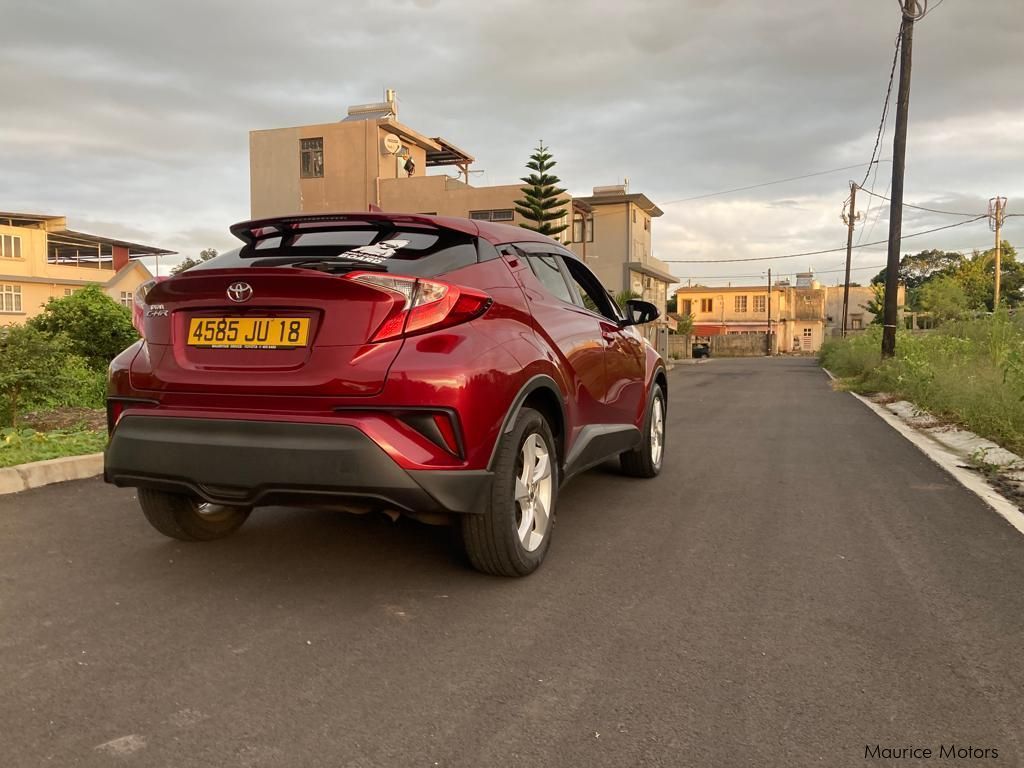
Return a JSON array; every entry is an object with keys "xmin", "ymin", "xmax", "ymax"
[{"xmin": 514, "ymin": 433, "xmax": 553, "ymax": 552}]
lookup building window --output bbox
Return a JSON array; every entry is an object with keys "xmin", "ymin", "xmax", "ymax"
[
  {"xmin": 850, "ymin": 314, "xmax": 863, "ymax": 330},
  {"xmin": 1, "ymin": 284, "xmax": 22, "ymax": 313},
  {"xmin": 1, "ymin": 234, "xmax": 22, "ymax": 259},
  {"xmin": 64, "ymin": 288, "xmax": 74, "ymax": 296},
  {"xmin": 643, "ymin": 217, "xmax": 649, "ymax": 231},
  {"xmin": 120, "ymin": 291, "xmax": 133, "ymax": 307},
  {"xmin": 734, "ymin": 295, "xmax": 748, "ymax": 313},
  {"xmin": 700, "ymin": 298, "xmax": 713, "ymax": 313},
  {"xmin": 802, "ymin": 327, "xmax": 812, "ymax": 338},
  {"xmin": 571, "ymin": 212, "xmax": 594, "ymax": 243},
  {"xmin": 300, "ymin": 138, "xmax": 324, "ymax": 178},
  {"xmin": 469, "ymin": 209, "xmax": 514, "ymax": 222},
  {"xmin": 632, "ymin": 209, "xmax": 636, "ymax": 223},
  {"xmin": 753, "ymin": 295, "xmax": 766, "ymax": 313}
]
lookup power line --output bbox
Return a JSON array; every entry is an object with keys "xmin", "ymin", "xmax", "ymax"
[
  {"xmin": 855, "ymin": 186, "xmax": 980, "ymax": 216},
  {"xmin": 661, "ymin": 215, "xmax": 987, "ymax": 264},
  {"xmin": 657, "ymin": 162, "xmax": 889, "ymax": 206},
  {"xmin": 859, "ymin": 31, "xmax": 902, "ymax": 188}
]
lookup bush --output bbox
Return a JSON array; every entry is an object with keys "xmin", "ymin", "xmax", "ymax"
[
  {"xmin": 0, "ymin": 326, "xmax": 105, "ymax": 427},
  {"xmin": 29, "ymin": 285, "xmax": 138, "ymax": 371}
]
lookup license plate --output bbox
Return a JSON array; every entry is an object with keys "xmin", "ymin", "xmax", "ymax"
[{"xmin": 187, "ymin": 317, "xmax": 310, "ymax": 349}]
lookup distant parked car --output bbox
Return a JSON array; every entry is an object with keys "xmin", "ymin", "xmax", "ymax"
[
  {"xmin": 692, "ymin": 341, "xmax": 710, "ymax": 358},
  {"xmin": 105, "ymin": 212, "xmax": 667, "ymax": 576}
]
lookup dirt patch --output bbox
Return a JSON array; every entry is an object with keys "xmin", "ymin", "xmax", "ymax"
[{"xmin": 20, "ymin": 407, "xmax": 105, "ymax": 432}]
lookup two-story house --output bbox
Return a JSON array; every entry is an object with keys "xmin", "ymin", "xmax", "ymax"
[
  {"xmin": 676, "ymin": 272, "xmax": 906, "ymax": 353},
  {"xmin": 247, "ymin": 90, "xmax": 677, "ymax": 317},
  {"xmin": 0, "ymin": 212, "xmax": 173, "ymax": 326}
]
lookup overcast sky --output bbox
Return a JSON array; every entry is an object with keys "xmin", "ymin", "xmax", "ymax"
[{"xmin": 2, "ymin": 0, "xmax": 1021, "ymax": 284}]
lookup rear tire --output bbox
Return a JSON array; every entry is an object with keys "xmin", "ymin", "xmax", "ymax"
[
  {"xmin": 461, "ymin": 407, "xmax": 557, "ymax": 577},
  {"xmin": 620, "ymin": 385, "xmax": 666, "ymax": 479},
  {"xmin": 138, "ymin": 488, "xmax": 251, "ymax": 542}
]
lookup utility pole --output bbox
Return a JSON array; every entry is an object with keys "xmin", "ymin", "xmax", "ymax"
[
  {"xmin": 882, "ymin": 0, "xmax": 920, "ymax": 358},
  {"xmin": 767, "ymin": 268, "xmax": 772, "ymax": 355},
  {"xmin": 841, "ymin": 182, "xmax": 860, "ymax": 337},
  {"xmin": 989, "ymin": 196, "xmax": 1007, "ymax": 308}
]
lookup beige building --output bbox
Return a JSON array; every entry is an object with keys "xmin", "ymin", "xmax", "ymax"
[
  {"xmin": 248, "ymin": 91, "xmax": 677, "ymax": 317},
  {"xmin": 0, "ymin": 212, "xmax": 171, "ymax": 327},
  {"xmin": 676, "ymin": 272, "xmax": 906, "ymax": 353},
  {"xmin": 567, "ymin": 187, "xmax": 676, "ymax": 311}
]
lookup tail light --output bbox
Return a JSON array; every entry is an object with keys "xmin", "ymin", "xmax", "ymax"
[{"xmin": 346, "ymin": 272, "xmax": 492, "ymax": 342}]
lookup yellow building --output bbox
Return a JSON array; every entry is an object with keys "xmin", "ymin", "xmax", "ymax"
[
  {"xmin": 0, "ymin": 212, "xmax": 173, "ymax": 326},
  {"xmin": 248, "ymin": 91, "xmax": 677, "ymax": 317},
  {"xmin": 676, "ymin": 273, "xmax": 906, "ymax": 353}
]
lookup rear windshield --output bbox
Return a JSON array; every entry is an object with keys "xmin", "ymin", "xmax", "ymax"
[{"xmin": 191, "ymin": 227, "xmax": 479, "ymax": 278}]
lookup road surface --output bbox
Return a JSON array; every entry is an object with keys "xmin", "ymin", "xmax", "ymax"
[{"xmin": 2, "ymin": 357, "xmax": 1023, "ymax": 767}]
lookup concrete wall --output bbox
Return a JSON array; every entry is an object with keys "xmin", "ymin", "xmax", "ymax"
[{"xmin": 710, "ymin": 333, "xmax": 769, "ymax": 357}]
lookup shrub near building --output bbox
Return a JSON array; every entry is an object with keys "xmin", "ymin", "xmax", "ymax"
[{"xmin": 1, "ymin": 286, "xmax": 137, "ymax": 429}]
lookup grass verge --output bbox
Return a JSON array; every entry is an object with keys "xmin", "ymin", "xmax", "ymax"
[
  {"xmin": 820, "ymin": 313, "xmax": 1024, "ymax": 456},
  {"xmin": 0, "ymin": 427, "xmax": 106, "ymax": 469}
]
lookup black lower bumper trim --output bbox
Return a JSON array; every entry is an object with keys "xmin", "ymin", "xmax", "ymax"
[{"xmin": 104, "ymin": 416, "xmax": 492, "ymax": 513}]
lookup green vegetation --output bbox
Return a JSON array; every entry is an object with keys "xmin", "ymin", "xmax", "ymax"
[
  {"xmin": 28, "ymin": 285, "xmax": 138, "ymax": 371},
  {"xmin": 0, "ymin": 426, "xmax": 106, "ymax": 468},
  {"xmin": 820, "ymin": 313, "xmax": 1024, "ymax": 454},
  {"xmin": 1, "ymin": 285, "xmax": 131, "ymax": 429},
  {"xmin": 514, "ymin": 142, "xmax": 569, "ymax": 241},
  {"xmin": 872, "ymin": 242, "xmax": 1021, "ymax": 319}
]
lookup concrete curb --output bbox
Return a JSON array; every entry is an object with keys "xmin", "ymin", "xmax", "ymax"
[{"xmin": 0, "ymin": 453, "xmax": 103, "ymax": 496}]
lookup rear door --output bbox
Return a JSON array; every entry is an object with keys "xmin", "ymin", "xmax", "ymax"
[
  {"xmin": 130, "ymin": 225, "xmax": 478, "ymax": 397},
  {"xmin": 560, "ymin": 256, "xmax": 647, "ymax": 426},
  {"xmin": 511, "ymin": 243, "xmax": 610, "ymax": 424}
]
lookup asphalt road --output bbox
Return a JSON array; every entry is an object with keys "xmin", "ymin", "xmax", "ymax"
[{"xmin": 3, "ymin": 357, "xmax": 1024, "ymax": 767}]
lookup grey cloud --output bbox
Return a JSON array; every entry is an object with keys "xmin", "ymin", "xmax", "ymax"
[{"xmin": 1, "ymin": 0, "xmax": 1021, "ymax": 284}]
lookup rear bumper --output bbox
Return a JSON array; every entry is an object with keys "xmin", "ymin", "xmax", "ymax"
[{"xmin": 104, "ymin": 415, "xmax": 492, "ymax": 513}]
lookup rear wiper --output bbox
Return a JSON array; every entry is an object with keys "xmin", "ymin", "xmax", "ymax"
[{"xmin": 249, "ymin": 256, "xmax": 389, "ymax": 273}]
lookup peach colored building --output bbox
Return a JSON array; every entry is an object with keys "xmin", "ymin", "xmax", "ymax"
[
  {"xmin": 0, "ymin": 212, "xmax": 172, "ymax": 326},
  {"xmin": 248, "ymin": 91, "xmax": 678, "ymax": 317}
]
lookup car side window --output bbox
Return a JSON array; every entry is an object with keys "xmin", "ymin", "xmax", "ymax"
[
  {"xmin": 527, "ymin": 253, "xmax": 575, "ymax": 304},
  {"xmin": 561, "ymin": 256, "xmax": 622, "ymax": 322}
]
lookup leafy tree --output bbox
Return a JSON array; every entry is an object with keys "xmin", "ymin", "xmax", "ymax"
[
  {"xmin": 171, "ymin": 247, "xmax": 219, "ymax": 275},
  {"xmin": 861, "ymin": 283, "xmax": 886, "ymax": 325},
  {"xmin": 675, "ymin": 313, "xmax": 694, "ymax": 335},
  {"xmin": 666, "ymin": 295, "xmax": 678, "ymax": 314},
  {"xmin": 0, "ymin": 326, "xmax": 71, "ymax": 426},
  {"xmin": 28, "ymin": 285, "xmax": 138, "ymax": 371},
  {"xmin": 917, "ymin": 275, "xmax": 969, "ymax": 322},
  {"xmin": 946, "ymin": 241, "xmax": 1021, "ymax": 312},
  {"xmin": 871, "ymin": 248, "xmax": 965, "ymax": 291},
  {"xmin": 514, "ymin": 142, "xmax": 569, "ymax": 240}
]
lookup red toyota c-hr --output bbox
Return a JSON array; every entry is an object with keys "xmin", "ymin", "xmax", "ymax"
[{"xmin": 105, "ymin": 213, "xmax": 667, "ymax": 576}]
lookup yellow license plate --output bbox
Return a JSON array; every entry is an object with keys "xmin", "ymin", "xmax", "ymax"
[{"xmin": 187, "ymin": 317, "xmax": 310, "ymax": 349}]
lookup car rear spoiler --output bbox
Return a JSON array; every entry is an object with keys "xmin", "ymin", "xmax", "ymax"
[{"xmin": 229, "ymin": 213, "xmax": 481, "ymax": 247}]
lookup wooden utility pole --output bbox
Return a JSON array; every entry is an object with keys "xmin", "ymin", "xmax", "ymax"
[
  {"xmin": 990, "ymin": 196, "xmax": 1007, "ymax": 308},
  {"xmin": 767, "ymin": 267, "xmax": 772, "ymax": 355},
  {"xmin": 882, "ymin": 0, "xmax": 919, "ymax": 358},
  {"xmin": 841, "ymin": 182, "xmax": 859, "ymax": 337}
]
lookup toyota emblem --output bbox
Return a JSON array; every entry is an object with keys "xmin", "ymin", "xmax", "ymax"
[{"xmin": 226, "ymin": 282, "xmax": 253, "ymax": 303}]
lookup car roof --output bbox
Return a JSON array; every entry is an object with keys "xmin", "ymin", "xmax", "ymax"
[{"xmin": 230, "ymin": 212, "xmax": 570, "ymax": 252}]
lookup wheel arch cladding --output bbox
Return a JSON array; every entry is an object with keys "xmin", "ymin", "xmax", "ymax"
[{"xmin": 490, "ymin": 375, "xmax": 566, "ymax": 471}]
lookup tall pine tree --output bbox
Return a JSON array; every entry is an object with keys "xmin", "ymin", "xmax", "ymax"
[{"xmin": 514, "ymin": 142, "xmax": 569, "ymax": 240}]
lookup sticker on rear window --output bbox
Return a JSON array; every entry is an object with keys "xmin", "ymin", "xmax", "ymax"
[{"xmin": 341, "ymin": 239, "xmax": 410, "ymax": 264}]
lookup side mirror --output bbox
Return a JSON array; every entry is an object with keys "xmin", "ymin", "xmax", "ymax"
[{"xmin": 620, "ymin": 299, "xmax": 660, "ymax": 327}]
